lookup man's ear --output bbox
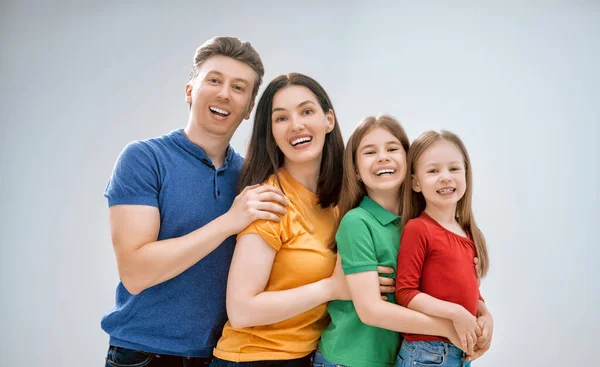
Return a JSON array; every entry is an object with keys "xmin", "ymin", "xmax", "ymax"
[
  {"xmin": 244, "ymin": 101, "xmax": 255, "ymax": 120},
  {"xmin": 185, "ymin": 83, "xmax": 193, "ymax": 104}
]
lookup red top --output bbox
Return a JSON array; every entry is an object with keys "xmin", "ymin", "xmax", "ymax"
[{"xmin": 395, "ymin": 212, "xmax": 483, "ymax": 342}]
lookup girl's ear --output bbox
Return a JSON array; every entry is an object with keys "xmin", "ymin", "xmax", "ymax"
[{"xmin": 411, "ymin": 175, "xmax": 421, "ymax": 192}]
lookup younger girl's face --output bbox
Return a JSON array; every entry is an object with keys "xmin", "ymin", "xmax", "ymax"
[
  {"xmin": 271, "ymin": 85, "xmax": 334, "ymax": 169},
  {"xmin": 412, "ymin": 140, "xmax": 467, "ymax": 210},
  {"xmin": 356, "ymin": 127, "xmax": 406, "ymax": 196}
]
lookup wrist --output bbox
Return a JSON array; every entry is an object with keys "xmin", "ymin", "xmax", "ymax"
[
  {"xmin": 218, "ymin": 212, "xmax": 237, "ymax": 237},
  {"xmin": 449, "ymin": 304, "xmax": 466, "ymax": 321}
]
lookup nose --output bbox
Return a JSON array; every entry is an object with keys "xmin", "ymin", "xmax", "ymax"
[
  {"xmin": 377, "ymin": 151, "xmax": 390, "ymax": 162},
  {"xmin": 439, "ymin": 169, "xmax": 452, "ymax": 182},
  {"xmin": 216, "ymin": 84, "xmax": 230, "ymax": 100},
  {"xmin": 290, "ymin": 115, "xmax": 305, "ymax": 132}
]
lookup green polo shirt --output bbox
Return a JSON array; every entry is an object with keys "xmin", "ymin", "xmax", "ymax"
[{"xmin": 318, "ymin": 196, "xmax": 402, "ymax": 367}]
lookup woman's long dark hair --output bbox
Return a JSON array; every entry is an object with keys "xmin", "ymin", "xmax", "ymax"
[{"xmin": 237, "ymin": 73, "xmax": 344, "ymax": 208}]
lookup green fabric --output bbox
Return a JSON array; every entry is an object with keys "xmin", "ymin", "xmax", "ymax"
[{"xmin": 319, "ymin": 196, "xmax": 402, "ymax": 367}]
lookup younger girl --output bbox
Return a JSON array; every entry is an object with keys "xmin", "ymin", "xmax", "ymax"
[
  {"xmin": 395, "ymin": 130, "xmax": 491, "ymax": 366},
  {"xmin": 316, "ymin": 117, "xmax": 463, "ymax": 367}
]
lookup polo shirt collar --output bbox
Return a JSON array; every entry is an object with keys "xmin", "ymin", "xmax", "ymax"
[
  {"xmin": 172, "ymin": 128, "xmax": 235, "ymax": 168},
  {"xmin": 359, "ymin": 196, "xmax": 400, "ymax": 225}
]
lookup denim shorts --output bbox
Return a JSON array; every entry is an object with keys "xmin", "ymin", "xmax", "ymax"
[
  {"xmin": 312, "ymin": 349, "xmax": 347, "ymax": 367},
  {"xmin": 395, "ymin": 340, "xmax": 471, "ymax": 367}
]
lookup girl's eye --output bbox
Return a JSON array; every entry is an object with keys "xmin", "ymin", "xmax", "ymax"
[
  {"xmin": 364, "ymin": 151, "xmax": 375, "ymax": 155},
  {"xmin": 274, "ymin": 116, "xmax": 287, "ymax": 123},
  {"xmin": 303, "ymin": 109, "xmax": 314, "ymax": 115},
  {"xmin": 450, "ymin": 167, "xmax": 461, "ymax": 171},
  {"xmin": 389, "ymin": 147, "xmax": 399, "ymax": 152},
  {"xmin": 427, "ymin": 169, "xmax": 438, "ymax": 173}
]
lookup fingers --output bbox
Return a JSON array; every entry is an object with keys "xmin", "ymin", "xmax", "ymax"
[
  {"xmin": 474, "ymin": 257, "xmax": 482, "ymax": 279},
  {"xmin": 379, "ymin": 285, "xmax": 396, "ymax": 294},
  {"xmin": 381, "ymin": 295, "xmax": 388, "ymax": 301},
  {"xmin": 256, "ymin": 191, "xmax": 288, "ymax": 207},
  {"xmin": 254, "ymin": 201, "xmax": 288, "ymax": 216},
  {"xmin": 466, "ymin": 333, "xmax": 475, "ymax": 355},
  {"xmin": 377, "ymin": 266, "xmax": 394, "ymax": 274}
]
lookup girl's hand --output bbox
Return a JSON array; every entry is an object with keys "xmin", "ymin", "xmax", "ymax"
[
  {"xmin": 476, "ymin": 313, "xmax": 494, "ymax": 348},
  {"xmin": 451, "ymin": 306, "xmax": 481, "ymax": 354},
  {"xmin": 376, "ymin": 266, "xmax": 395, "ymax": 300}
]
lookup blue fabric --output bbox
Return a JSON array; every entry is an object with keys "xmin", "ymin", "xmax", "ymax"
[
  {"xmin": 102, "ymin": 129, "xmax": 243, "ymax": 357},
  {"xmin": 396, "ymin": 341, "xmax": 471, "ymax": 367}
]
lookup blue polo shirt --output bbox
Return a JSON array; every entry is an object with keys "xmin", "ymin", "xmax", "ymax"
[{"xmin": 102, "ymin": 128, "xmax": 243, "ymax": 357}]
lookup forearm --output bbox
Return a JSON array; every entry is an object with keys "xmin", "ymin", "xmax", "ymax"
[
  {"xmin": 407, "ymin": 293, "xmax": 463, "ymax": 320},
  {"xmin": 228, "ymin": 278, "xmax": 333, "ymax": 328},
  {"xmin": 359, "ymin": 299, "xmax": 454, "ymax": 338},
  {"xmin": 119, "ymin": 213, "xmax": 235, "ymax": 294}
]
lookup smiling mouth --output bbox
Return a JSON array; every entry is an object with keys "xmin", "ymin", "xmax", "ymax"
[
  {"xmin": 290, "ymin": 136, "xmax": 312, "ymax": 146},
  {"xmin": 437, "ymin": 188, "xmax": 456, "ymax": 194},
  {"xmin": 209, "ymin": 106, "xmax": 231, "ymax": 117},
  {"xmin": 375, "ymin": 169, "xmax": 396, "ymax": 176}
]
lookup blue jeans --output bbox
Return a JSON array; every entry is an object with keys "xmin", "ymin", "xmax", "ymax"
[
  {"xmin": 312, "ymin": 349, "xmax": 347, "ymax": 367},
  {"xmin": 210, "ymin": 353, "xmax": 313, "ymax": 367},
  {"xmin": 395, "ymin": 341, "xmax": 471, "ymax": 367},
  {"xmin": 105, "ymin": 345, "xmax": 212, "ymax": 367}
]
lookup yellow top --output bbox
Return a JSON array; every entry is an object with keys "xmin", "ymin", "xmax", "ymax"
[{"xmin": 213, "ymin": 168, "xmax": 337, "ymax": 362}]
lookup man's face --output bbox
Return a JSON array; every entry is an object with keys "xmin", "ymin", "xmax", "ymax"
[{"xmin": 185, "ymin": 55, "xmax": 257, "ymax": 138}]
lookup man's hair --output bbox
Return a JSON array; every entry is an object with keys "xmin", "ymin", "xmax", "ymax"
[{"xmin": 189, "ymin": 36, "xmax": 265, "ymax": 101}]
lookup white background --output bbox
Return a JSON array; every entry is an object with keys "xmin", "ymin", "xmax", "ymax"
[{"xmin": 2, "ymin": 1, "xmax": 599, "ymax": 366}]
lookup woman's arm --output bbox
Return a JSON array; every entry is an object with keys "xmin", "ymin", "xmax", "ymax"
[{"xmin": 225, "ymin": 234, "xmax": 346, "ymax": 329}]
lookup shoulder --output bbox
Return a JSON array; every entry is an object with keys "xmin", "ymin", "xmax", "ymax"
[
  {"xmin": 403, "ymin": 216, "xmax": 431, "ymax": 237},
  {"xmin": 338, "ymin": 208, "xmax": 371, "ymax": 232}
]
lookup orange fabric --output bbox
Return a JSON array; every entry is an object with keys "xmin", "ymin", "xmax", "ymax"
[{"xmin": 213, "ymin": 168, "xmax": 337, "ymax": 362}]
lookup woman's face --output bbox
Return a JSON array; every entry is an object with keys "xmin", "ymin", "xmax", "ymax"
[{"xmin": 270, "ymin": 85, "xmax": 334, "ymax": 169}]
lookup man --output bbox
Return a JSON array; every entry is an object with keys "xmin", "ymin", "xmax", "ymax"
[{"xmin": 102, "ymin": 37, "xmax": 288, "ymax": 367}]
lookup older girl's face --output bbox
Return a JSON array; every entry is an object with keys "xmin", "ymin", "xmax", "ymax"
[
  {"xmin": 270, "ymin": 85, "xmax": 334, "ymax": 169},
  {"xmin": 356, "ymin": 127, "xmax": 406, "ymax": 196}
]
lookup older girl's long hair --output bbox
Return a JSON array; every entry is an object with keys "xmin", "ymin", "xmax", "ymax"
[
  {"xmin": 401, "ymin": 130, "xmax": 489, "ymax": 276},
  {"xmin": 333, "ymin": 114, "xmax": 410, "ymax": 248},
  {"xmin": 237, "ymin": 73, "xmax": 344, "ymax": 208}
]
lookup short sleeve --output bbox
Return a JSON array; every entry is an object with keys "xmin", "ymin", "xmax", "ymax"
[
  {"xmin": 336, "ymin": 212, "xmax": 378, "ymax": 275},
  {"xmin": 104, "ymin": 141, "xmax": 160, "ymax": 207},
  {"xmin": 238, "ymin": 219, "xmax": 283, "ymax": 251}
]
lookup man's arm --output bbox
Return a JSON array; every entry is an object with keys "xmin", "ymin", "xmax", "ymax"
[{"xmin": 111, "ymin": 184, "xmax": 288, "ymax": 295}]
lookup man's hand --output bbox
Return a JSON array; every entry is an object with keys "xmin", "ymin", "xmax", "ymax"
[{"xmin": 225, "ymin": 184, "xmax": 288, "ymax": 234}]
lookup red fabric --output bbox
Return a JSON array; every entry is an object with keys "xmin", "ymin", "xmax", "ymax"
[{"xmin": 395, "ymin": 212, "xmax": 482, "ymax": 342}]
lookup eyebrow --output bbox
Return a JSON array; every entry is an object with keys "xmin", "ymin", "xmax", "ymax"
[
  {"xmin": 205, "ymin": 71, "xmax": 250, "ymax": 85},
  {"xmin": 359, "ymin": 141, "xmax": 401, "ymax": 151},
  {"xmin": 272, "ymin": 100, "xmax": 317, "ymax": 114}
]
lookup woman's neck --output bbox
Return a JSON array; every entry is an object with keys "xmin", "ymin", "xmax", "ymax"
[{"xmin": 283, "ymin": 160, "xmax": 320, "ymax": 193}]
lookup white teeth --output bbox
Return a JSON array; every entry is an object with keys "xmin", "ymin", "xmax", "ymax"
[
  {"xmin": 209, "ymin": 106, "xmax": 230, "ymax": 115},
  {"xmin": 437, "ymin": 188, "xmax": 455, "ymax": 194},
  {"xmin": 376, "ymin": 169, "xmax": 396, "ymax": 176},
  {"xmin": 290, "ymin": 136, "xmax": 312, "ymax": 146}
]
